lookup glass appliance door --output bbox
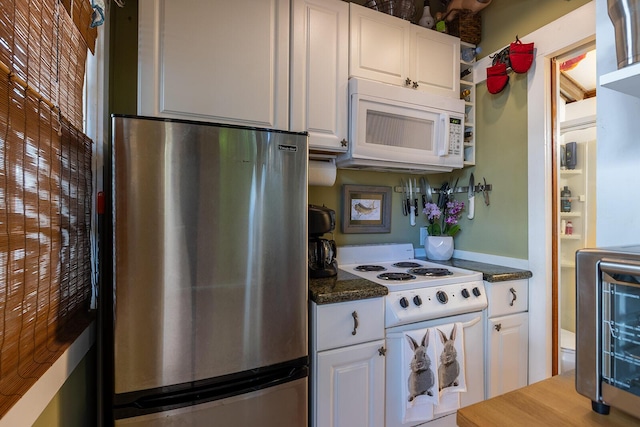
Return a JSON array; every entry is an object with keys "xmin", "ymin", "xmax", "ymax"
[{"xmin": 601, "ymin": 261, "xmax": 640, "ymax": 397}]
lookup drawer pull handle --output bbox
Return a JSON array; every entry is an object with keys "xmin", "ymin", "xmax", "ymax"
[
  {"xmin": 351, "ymin": 311, "xmax": 359, "ymax": 335},
  {"xmin": 509, "ymin": 287, "xmax": 517, "ymax": 306},
  {"xmin": 495, "ymin": 323, "xmax": 502, "ymax": 332},
  {"xmin": 378, "ymin": 346, "xmax": 386, "ymax": 356}
]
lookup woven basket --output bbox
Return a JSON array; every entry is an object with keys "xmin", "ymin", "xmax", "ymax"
[{"xmin": 448, "ymin": 10, "xmax": 482, "ymax": 45}]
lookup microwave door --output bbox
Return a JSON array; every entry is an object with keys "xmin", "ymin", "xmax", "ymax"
[{"xmin": 354, "ymin": 98, "xmax": 442, "ymax": 164}]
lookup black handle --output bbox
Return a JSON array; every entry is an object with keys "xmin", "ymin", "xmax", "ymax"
[
  {"xmin": 351, "ymin": 311, "xmax": 359, "ymax": 335},
  {"xmin": 509, "ymin": 287, "xmax": 517, "ymax": 306}
]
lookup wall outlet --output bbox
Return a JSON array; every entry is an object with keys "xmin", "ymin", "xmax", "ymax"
[{"xmin": 420, "ymin": 227, "xmax": 428, "ymax": 247}]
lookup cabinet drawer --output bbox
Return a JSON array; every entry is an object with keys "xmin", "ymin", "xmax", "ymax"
[
  {"xmin": 315, "ymin": 298, "xmax": 385, "ymax": 351},
  {"xmin": 486, "ymin": 280, "xmax": 528, "ymax": 317}
]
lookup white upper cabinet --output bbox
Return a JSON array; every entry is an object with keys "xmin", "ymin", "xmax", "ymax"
[
  {"xmin": 349, "ymin": 3, "xmax": 460, "ymax": 99},
  {"xmin": 290, "ymin": 0, "xmax": 349, "ymax": 152},
  {"xmin": 138, "ymin": 0, "xmax": 290, "ymax": 130},
  {"xmin": 410, "ymin": 25, "xmax": 460, "ymax": 98},
  {"xmin": 349, "ymin": 3, "xmax": 410, "ymax": 87}
]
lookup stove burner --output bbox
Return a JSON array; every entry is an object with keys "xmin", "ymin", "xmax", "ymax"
[
  {"xmin": 377, "ymin": 272, "xmax": 416, "ymax": 281},
  {"xmin": 392, "ymin": 262, "xmax": 422, "ymax": 268},
  {"xmin": 354, "ymin": 265, "xmax": 387, "ymax": 272},
  {"xmin": 408, "ymin": 267, "xmax": 453, "ymax": 277}
]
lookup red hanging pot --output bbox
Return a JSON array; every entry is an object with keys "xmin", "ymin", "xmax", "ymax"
[
  {"xmin": 486, "ymin": 62, "xmax": 509, "ymax": 94},
  {"xmin": 509, "ymin": 38, "xmax": 535, "ymax": 74}
]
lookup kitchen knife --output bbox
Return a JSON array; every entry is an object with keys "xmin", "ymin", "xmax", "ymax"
[
  {"xmin": 468, "ymin": 173, "xmax": 475, "ymax": 220},
  {"xmin": 409, "ymin": 178, "xmax": 416, "ymax": 226},
  {"xmin": 413, "ymin": 178, "xmax": 419, "ymax": 216},
  {"xmin": 424, "ymin": 177, "xmax": 433, "ymax": 203},
  {"xmin": 400, "ymin": 179, "xmax": 408, "ymax": 216},
  {"xmin": 420, "ymin": 177, "xmax": 427, "ymax": 208}
]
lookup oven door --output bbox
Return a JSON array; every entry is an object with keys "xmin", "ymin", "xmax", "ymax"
[
  {"xmin": 600, "ymin": 260, "xmax": 640, "ymax": 418},
  {"xmin": 385, "ymin": 311, "xmax": 484, "ymax": 427}
]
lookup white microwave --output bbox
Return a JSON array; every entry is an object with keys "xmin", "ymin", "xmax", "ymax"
[{"xmin": 337, "ymin": 78, "xmax": 465, "ymax": 173}]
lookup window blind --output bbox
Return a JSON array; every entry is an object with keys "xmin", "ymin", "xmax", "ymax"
[{"xmin": 0, "ymin": 0, "xmax": 93, "ymax": 416}]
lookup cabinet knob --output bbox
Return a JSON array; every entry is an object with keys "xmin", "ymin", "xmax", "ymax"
[
  {"xmin": 405, "ymin": 77, "xmax": 412, "ymax": 86},
  {"xmin": 378, "ymin": 346, "xmax": 386, "ymax": 356},
  {"xmin": 340, "ymin": 138, "xmax": 348, "ymax": 147},
  {"xmin": 494, "ymin": 323, "xmax": 502, "ymax": 332},
  {"xmin": 351, "ymin": 311, "xmax": 359, "ymax": 335},
  {"xmin": 412, "ymin": 81, "xmax": 419, "ymax": 89},
  {"xmin": 509, "ymin": 287, "xmax": 517, "ymax": 306}
]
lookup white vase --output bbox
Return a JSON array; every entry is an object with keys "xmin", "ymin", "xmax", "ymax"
[
  {"xmin": 418, "ymin": 6, "xmax": 435, "ymax": 29},
  {"xmin": 425, "ymin": 236, "xmax": 454, "ymax": 260}
]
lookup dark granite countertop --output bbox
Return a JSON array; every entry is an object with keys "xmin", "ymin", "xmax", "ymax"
[
  {"xmin": 309, "ymin": 269, "xmax": 388, "ymax": 305},
  {"xmin": 309, "ymin": 258, "xmax": 532, "ymax": 304},
  {"xmin": 419, "ymin": 257, "xmax": 533, "ymax": 283}
]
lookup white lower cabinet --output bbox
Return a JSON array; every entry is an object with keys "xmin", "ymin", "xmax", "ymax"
[
  {"xmin": 311, "ymin": 298, "xmax": 385, "ymax": 427},
  {"xmin": 485, "ymin": 280, "xmax": 529, "ymax": 398},
  {"xmin": 316, "ymin": 339, "xmax": 385, "ymax": 427}
]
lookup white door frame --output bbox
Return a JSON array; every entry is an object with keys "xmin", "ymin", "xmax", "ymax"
[{"xmin": 475, "ymin": 2, "xmax": 595, "ymax": 384}]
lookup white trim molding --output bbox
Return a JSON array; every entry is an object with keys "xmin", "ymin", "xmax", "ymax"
[
  {"xmin": 0, "ymin": 322, "xmax": 96, "ymax": 427},
  {"xmin": 525, "ymin": 2, "xmax": 595, "ymax": 384}
]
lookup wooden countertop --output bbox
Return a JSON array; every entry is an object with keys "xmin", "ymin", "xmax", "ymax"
[{"xmin": 457, "ymin": 371, "xmax": 639, "ymax": 426}]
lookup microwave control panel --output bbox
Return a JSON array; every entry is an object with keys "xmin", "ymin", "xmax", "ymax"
[{"xmin": 448, "ymin": 117, "xmax": 463, "ymax": 156}]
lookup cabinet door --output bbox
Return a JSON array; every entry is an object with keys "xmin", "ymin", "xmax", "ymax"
[
  {"xmin": 486, "ymin": 312, "xmax": 529, "ymax": 398},
  {"xmin": 349, "ymin": 3, "xmax": 410, "ymax": 87},
  {"xmin": 290, "ymin": 0, "xmax": 349, "ymax": 151},
  {"xmin": 138, "ymin": 0, "xmax": 289, "ymax": 129},
  {"xmin": 411, "ymin": 27, "xmax": 460, "ymax": 98},
  {"xmin": 316, "ymin": 340, "xmax": 385, "ymax": 427}
]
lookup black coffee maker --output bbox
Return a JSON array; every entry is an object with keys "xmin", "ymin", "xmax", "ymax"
[{"xmin": 308, "ymin": 205, "xmax": 338, "ymax": 278}]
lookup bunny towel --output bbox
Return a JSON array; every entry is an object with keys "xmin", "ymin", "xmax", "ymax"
[
  {"xmin": 435, "ymin": 322, "xmax": 467, "ymax": 395},
  {"xmin": 402, "ymin": 328, "xmax": 439, "ymax": 423},
  {"xmin": 433, "ymin": 322, "xmax": 467, "ymax": 415}
]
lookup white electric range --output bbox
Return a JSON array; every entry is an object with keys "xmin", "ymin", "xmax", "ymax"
[
  {"xmin": 337, "ymin": 243, "xmax": 487, "ymax": 328},
  {"xmin": 337, "ymin": 243, "xmax": 487, "ymax": 427}
]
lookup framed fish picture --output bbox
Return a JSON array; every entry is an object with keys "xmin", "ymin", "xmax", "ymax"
[{"xmin": 341, "ymin": 185, "xmax": 392, "ymax": 233}]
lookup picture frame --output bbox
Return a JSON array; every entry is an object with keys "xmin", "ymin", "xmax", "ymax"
[{"xmin": 341, "ymin": 185, "xmax": 392, "ymax": 234}]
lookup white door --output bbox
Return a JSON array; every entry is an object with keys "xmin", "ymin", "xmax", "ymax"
[
  {"xmin": 138, "ymin": 0, "xmax": 289, "ymax": 129},
  {"xmin": 349, "ymin": 3, "xmax": 410, "ymax": 87},
  {"xmin": 316, "ymin": 339, "xmax": 385, "ymax": 427},
  {"xmin": 410, "ymin": 27, "xmax": 460, "ymax": 99},
  {"xmin": 486, "ymin": 312, "xmax": 529, "ymax": 398},
  {"xmin": 290, "ymin": 0, "xmax": 349, "ymax": 151}
]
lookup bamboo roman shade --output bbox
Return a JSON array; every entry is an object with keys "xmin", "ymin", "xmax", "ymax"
[{"xmin": 0, "ymin": 0, "xmax": 93, "ymax": 416}]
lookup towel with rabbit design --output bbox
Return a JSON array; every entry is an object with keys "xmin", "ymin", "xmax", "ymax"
[{"xmin": 402, "ymin": 322, "xmax": 466, "ymax": 423}]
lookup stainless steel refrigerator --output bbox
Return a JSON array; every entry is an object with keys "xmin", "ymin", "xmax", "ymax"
[{"xmin": 107, "ymin": 115, "xmax": 308, "ymax": 426}]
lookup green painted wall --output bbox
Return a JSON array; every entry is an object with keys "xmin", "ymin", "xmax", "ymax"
[
  {"xmin": 479, "ymin": 0, "xmax": 592, "ymax": 58},
  {"xmin": 32, "ymin": 346, "xmax": 97, "ymax": 427},
  {"xmin": 310, "ymin": 170, "xmax": 459, "ymax": 248}
]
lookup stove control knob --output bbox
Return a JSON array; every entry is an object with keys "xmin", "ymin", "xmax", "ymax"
[
  {"xmin": 399, "ymin": 297, "xmax": 409, "ymax": 308},
  {"xmin": 436, "ymin": 290, "xmax": 448, "ymax": 304},
  {"xmin": 472, "ymin": 287, "xmax": 481, "ymax": 297},
  {"xmin": 413, "ymin": 295, "xmax": 423, "ymax": 306},
  {"xmin": 461, "ymin": 288, "xmax": 470, "ymax": 299}
]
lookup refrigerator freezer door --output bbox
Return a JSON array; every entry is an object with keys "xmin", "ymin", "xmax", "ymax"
[
  {"xmin": 114, "ymin": 378, "xmax": 307, "ymax": 427},
  {"xmin": 112, "ymin": 117, "xmax": 308, "ymax": 394}
]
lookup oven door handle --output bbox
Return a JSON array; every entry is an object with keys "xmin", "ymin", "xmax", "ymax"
[
  {"xmin": 461, "ymin": 316, "xmax": 481, "ymax": 329},
  {"xmin": 600, "ymin": 260, "xmax": 640, "ymax": 287}
]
